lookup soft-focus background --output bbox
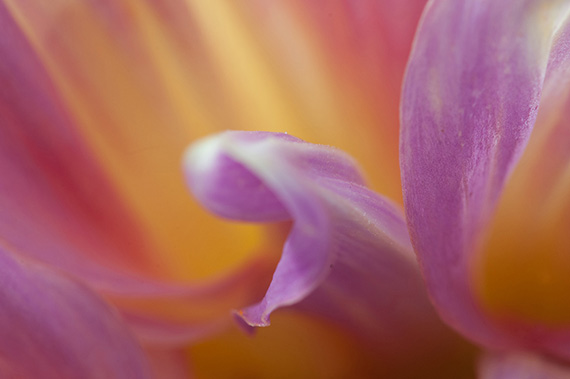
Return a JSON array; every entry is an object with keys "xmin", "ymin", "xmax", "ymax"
[{"xmin": 2, "ymin": 0, "xmax": 477, "ymax": 377}]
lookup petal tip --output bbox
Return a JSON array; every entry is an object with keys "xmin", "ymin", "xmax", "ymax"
[
  {"xmin": 231, "ymin": 310, "xmax": 259, "ymax": 336},
  {"xmin": 183, "ymin": 133, "xmax": 224, "ymax": 182}
]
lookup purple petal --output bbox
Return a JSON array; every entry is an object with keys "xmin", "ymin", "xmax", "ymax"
[
  {"xmin": 0, "ymin": 245, "xmax": 150, "ymax": 378},
  {"xmin": 479, "ymin": 352, "xmax": 570, "ymax": 379},
  {"xmin": 401, "ymin": 0, "xmax": 570, "ymax": 349},
  {"xmin": 185, "ymin": 131, "xmax": 459, "ymax": 355}
]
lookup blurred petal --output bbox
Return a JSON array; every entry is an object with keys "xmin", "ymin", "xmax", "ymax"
[
  {"xmin": 185, "ymin": 131, "xmax": 457, "ymax": 356},
  {"xmin": 401, "ymin": 0, "xmax": 570, "ymax": 350},
  {"xmin": 0, "ymin": 0, "xmax": 157, "ymax": 278},
  {"xmin": 0, "ymin": 1, "xmax": 278, "ymax": 346},
  {"xmin": 0, "ymin": 245, "xmax": 149, "ymax": 379},
  {"xmin": 479, "ymin": 352, "xmax": 570, "ymax": 379},
  {"xmin": 0, "ymin": 0, "xmax": 429, "ymax": 350},
  {"xmin": 3, "ymin": 0, "xmax": 269, "ymax": 282},
  {"xmin": 3, "ymin": 1, "xmax": 428, "ymax": 283},
  {"xmin": 186, "ymin": 0, "xmax": 427, "ymax": 201}
]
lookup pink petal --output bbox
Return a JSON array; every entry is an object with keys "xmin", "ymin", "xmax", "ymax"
[
  {"xmin": 185, "ymin": 131, "xmax": 459, "ymax": 355},
  {"xmin": 401, "ymin": 0, "xmax": 570, "ymax": 350},
  {"xmin": 0, "ymin": 245, "xmax": 150, "ymax": 379},
  {"xmin": 479, "ymin": 352, "xmax": 570, "ymax": 379},
  {"xmin": 0, "ymin": 0, "xmax": 159, "ymax": 279},
  {"xmin": 0, "ymin": 1, "xmax": 276, "ymax": 345}
]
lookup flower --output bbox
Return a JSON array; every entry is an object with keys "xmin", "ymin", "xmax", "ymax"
[
  {"xmin": 185, "ymin": 0, "xmax": 570, "ymax": 376},
  {"xmin": 0, "ymin": 0, "xmax": 470, "ymax": 378}
]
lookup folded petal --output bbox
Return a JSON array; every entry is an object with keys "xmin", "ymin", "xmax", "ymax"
[
  {"xmin": 0, "ymin": 0, "xmax": 430, "ymax": 353},
  {"xmin": 479, "ymin": 352, "xmax": 570, "ymax": 379},
  {"xmin": 0, "ymin": 245, "xmax": 149, "ymax": 379},
  {"xmin": 0, "ymin": 0, "xmax": 427, "ymax": 345},
  {"xmin": 401, "ymin": 0, "xmax": 570, "ymax": 350},
  {"xmin": 185, "ymin": 131, "xmax": 460, "ymax": 356}
]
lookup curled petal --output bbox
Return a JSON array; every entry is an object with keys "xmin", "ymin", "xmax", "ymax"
[
  {"xmin": 479, "ymin": 352, "xmax": 570, "ymax": 379},
  {"xmin": 0, "ymin": 0, "xmax": 429, "ymax": 350},
  {"xmin": 185, "ymin": 131, "xmax": 456, "ymax": 354},
  {"xmin": 401, "ymin": 0, "xmax": 570, "ymax": 350},
  {"xmin": 0, "ymin": 245, "xmax": 149, "ymax": 379}
]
